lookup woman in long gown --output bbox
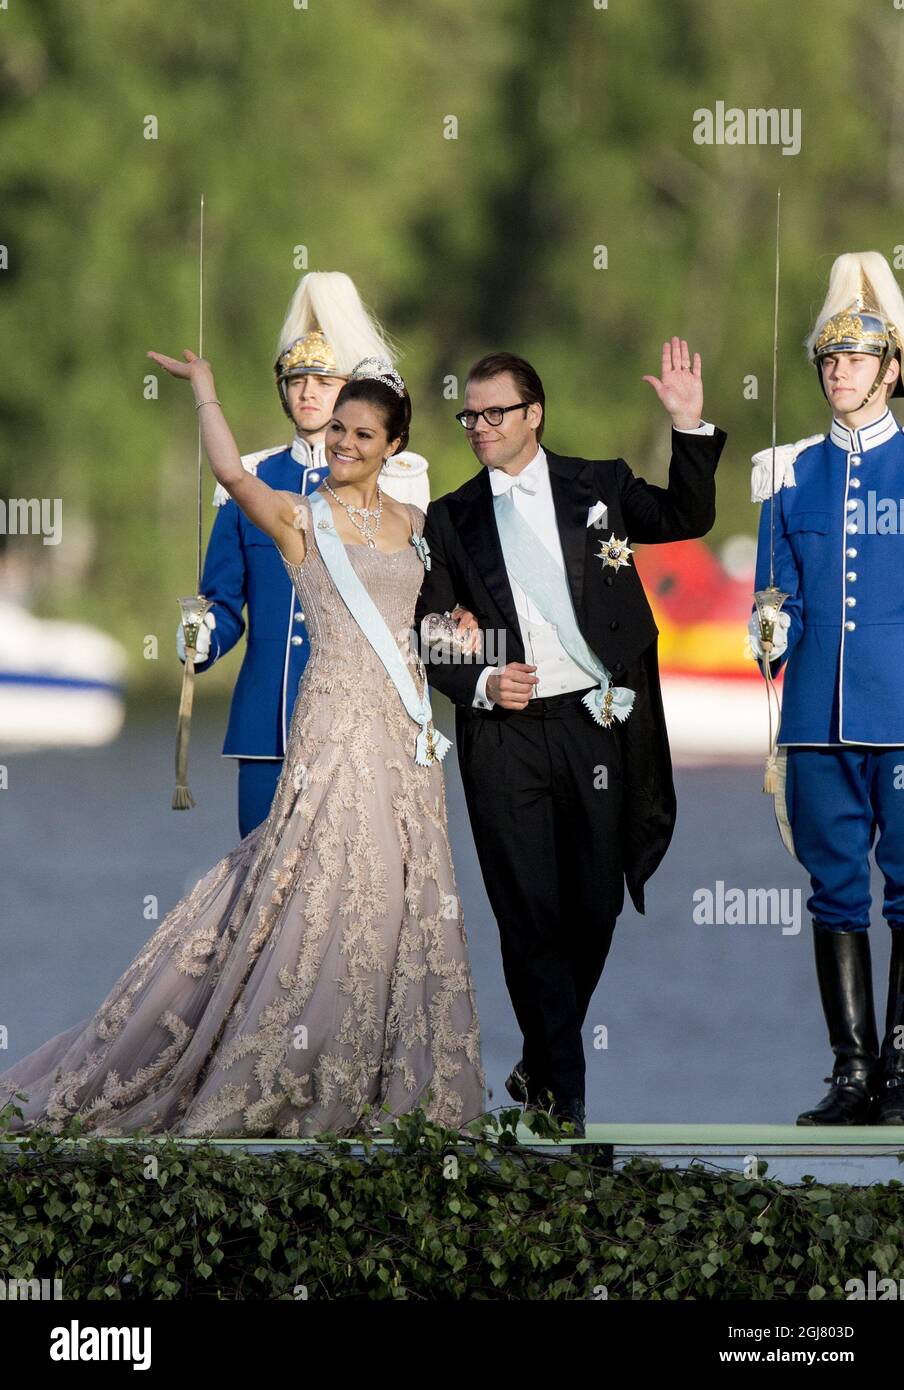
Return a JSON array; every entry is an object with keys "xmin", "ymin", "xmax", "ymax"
[{"xmin": 0, "ymin": 351, "xmax": 486, "ymax": 1139}]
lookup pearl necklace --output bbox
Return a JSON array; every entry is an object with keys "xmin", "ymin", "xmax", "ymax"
[{"xmin": 323, "ymin": 478, "xmax": 383, "ymax": 548}]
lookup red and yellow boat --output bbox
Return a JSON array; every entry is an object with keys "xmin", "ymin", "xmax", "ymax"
[{"xmin": 634, "ymin": 538, "xmax": 776, "ymax": 763}]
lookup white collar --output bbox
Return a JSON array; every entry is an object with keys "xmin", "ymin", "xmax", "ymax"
[
  {"xmin": 488, "ymin": 446, "xmax": 547, "ymax": 496},
  {"xmin": 829, "ymin": 409, "xmax": 899, "ymax": 454},
  {"xmin": 290, "ymin": 433, "xmax": 328, "ymax": 469}
]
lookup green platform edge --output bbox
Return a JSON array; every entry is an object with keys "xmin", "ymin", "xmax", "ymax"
[{"xmin": 3, "ymin": 1124, "xmax": 904, "ymax": 1150}]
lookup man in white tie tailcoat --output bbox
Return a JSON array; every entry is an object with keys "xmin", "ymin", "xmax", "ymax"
[{"xmin": 415, "ymin": 349, "xmax": 726, "ymax": 1134}]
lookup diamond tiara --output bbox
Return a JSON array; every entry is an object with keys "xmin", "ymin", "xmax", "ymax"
[{"xmin": 348, "ymin": 357, "xmax": 406, "ymax": 398}]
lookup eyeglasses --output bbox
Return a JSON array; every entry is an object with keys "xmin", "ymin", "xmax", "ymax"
[{"xmin": 454, "ymin": 402, "xmax": 530, "ymax": 430}]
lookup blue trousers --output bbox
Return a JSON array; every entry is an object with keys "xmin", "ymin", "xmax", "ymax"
[
  {"xmin": 784, "ymin": 746, "xmax": 904, "ymax": 931},
  {"xmin": 237, "ymin": 758, "xmax": 282, "ymax": 840}
]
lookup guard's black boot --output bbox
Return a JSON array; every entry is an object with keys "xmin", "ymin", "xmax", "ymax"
[
  {"xmin": 796, "ymin": 922, "xmax": 879, "ymax": 1126},
  {"xmin": 875, "ymin": 930, "xmax": 904, "ymax": 1125}
]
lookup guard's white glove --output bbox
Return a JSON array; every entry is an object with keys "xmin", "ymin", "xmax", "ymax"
[
  {"xmin": 747, "ymin": 609, "xmax": 789, "ymax": 661},
  {"xmin": 176, "ymin": 609, "xmax": 215, "ymax": 663}
]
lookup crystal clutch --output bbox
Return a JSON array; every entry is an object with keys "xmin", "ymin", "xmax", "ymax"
[{"xmin": 420, "ymin": 611, "xmax": 482, "ymax": 661}]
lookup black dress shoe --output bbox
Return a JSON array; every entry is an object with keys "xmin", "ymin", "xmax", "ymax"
[
  {"xmin": 549, "ymin": 1097, "xmax": 585, "ymax": 1138},
  {"xmin": 504, "ymin": 1059, "xmax": 530, "ymax": 1104},
  {"xmin": 504, "ymin": 1059, "xmax": 554, "ymax": 1108},
  {"xmin": 797, "ymin": 923, "xmax": 879, "ymax": 1126}
]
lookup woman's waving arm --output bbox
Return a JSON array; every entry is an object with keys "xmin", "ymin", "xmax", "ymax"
[{"xmin": 148, "ymin": 348, "xmax": 301, "ymax": 555}]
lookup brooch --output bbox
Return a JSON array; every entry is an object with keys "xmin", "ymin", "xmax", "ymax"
[
  {"xmin": 597, "ymin": 533, "xmax": 633, "ymax": 571},
  {"xmin": 410, "ymin": 532, "xmax": 432, "ymax": 570}
]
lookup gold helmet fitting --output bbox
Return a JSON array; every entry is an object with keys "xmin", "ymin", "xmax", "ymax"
[
  {"xmin": 273, "ymin": 328, "xmax": 345, "ymax": 419},
  {"xmin": 813, "ymin": 272, "xmax": 903, "ymax": 408}
]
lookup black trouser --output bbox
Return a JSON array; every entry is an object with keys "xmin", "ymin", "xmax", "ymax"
[{"xmin": 458, "ymin": 687, "xmax": 624, "ymax": 1104}]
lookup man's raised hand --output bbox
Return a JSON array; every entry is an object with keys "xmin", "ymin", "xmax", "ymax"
[{"xmin": 641, "ymin": 337, "xmax": 703, "ymax": 430}]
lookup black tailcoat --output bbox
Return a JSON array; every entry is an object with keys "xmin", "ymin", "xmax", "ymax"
[{"xmin": 414, "ymin": 427, "xmax": 727, "ymax": 913}]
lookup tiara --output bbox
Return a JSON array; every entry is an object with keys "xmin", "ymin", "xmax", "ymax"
[{"xmin": 348, "ymin": 356, "xmax": 406, "ymax": 398}]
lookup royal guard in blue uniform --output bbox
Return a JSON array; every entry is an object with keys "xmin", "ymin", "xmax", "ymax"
[
  {"xmin": 177, "ymin": 271, "xmax": 430, "ymax": 837},
  {"xmin": 749, "ymin": 252, "xmax": 904, "ymax": 1125}
]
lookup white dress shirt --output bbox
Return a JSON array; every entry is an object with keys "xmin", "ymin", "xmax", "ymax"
[{"xmin": 473, "ymin": 424, "xmax": 715, "ymax": 708}]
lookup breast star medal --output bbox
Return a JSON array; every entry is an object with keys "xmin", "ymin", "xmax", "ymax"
[{"xmin": 597, "ymin": 533, "xmax": 633, "ymax": 571}]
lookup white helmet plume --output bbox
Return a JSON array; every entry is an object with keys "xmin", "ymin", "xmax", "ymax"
[{"xmin": 276, "ymin": 271, "xmax": 399, "ymax": 375}]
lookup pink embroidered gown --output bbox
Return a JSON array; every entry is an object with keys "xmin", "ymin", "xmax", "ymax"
[{"xmin": 0, "ymin": 498, "xmax": 486, "ymax": 1138}]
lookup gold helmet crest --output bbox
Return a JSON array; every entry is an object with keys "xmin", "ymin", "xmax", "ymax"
[
  {"xmin": 272, "ymin": 272, "xmax": 398, "ymax": 421},
  {"xmin": 808, "ymin": 253, "xmax": 904, "ymax": 408}
]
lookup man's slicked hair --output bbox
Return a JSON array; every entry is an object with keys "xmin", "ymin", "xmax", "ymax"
[{"xmin": 466, "ymin": 352, "xmax": 545, "ymax": 442}]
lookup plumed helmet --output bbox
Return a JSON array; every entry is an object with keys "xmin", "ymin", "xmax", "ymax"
[
  {"xmin": 807, "ymin": 252, "xmax": 904, "ymax": 408},
  {"xmin": 273, "ymin": 271, "xmax": 398, "ymax": 420}
]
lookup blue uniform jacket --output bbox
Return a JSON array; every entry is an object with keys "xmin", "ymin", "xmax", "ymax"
[
  {"xmin": 753, "ymin": 409, "xmax": 904, "ymax": 745},
  {"xmin": 193, "ymin": 447, "xmax": 328, "ymax": 758}
]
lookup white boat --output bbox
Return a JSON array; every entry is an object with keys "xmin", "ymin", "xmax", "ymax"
[
  {"xmin": 661, "ymin": 670, "xmax": 775, "ymax": 766},
  {"xmin": 0, "ymin": 599, "xmax": 127, "ymax": 751}
]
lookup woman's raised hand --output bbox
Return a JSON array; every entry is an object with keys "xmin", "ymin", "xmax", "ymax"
[
  {"xmin": 147, "ymin": 347, "xmax": 214, "ymax": 389},
  {"xmin": 147, "ymin": 346, "xmax": 299, "ymax": 550}
]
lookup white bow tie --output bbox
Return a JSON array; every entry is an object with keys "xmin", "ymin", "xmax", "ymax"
[{"xmin": 491, "ymin": 468, "xmax": 539, "ymax": 496}]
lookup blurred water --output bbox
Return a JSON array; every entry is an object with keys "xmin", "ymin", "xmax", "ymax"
[{"xmin": 0, "ymin": 694, "xmax": 896, "ymax": 1126}]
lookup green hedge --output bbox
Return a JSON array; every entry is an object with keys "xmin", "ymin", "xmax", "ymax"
[{"xmin": 2, "ymin": 1095, "xmax": 904, "ymax": 1300}]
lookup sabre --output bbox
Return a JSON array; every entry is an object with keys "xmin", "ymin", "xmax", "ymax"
[
  {"xmin": 753, "ymin": 189, "xmax": 789, "ymax": 795},
  {"xmin": 196, "ymin": 190, "xmax": 204, "ymax": 592},
  {"xmin": 769, "ymin": 187, "xmax": 779, "ymax": 590},
  {"xmin": 172, "ymin": 194, "xmax": 213, "ymax": 810}
]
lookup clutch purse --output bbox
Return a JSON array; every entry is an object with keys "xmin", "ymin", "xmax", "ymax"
[{"xmin": 420, "ymin": 611, "xmax": 482, "ymax": 661}]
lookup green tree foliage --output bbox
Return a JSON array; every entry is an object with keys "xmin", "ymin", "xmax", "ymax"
[
  {"xmin": 3, "ymin": 1102, "xmax": 904, "ymax": 1300},
  {"xmin": 1, "ymin": 0, "xmax": 902, "ymax": 687}
]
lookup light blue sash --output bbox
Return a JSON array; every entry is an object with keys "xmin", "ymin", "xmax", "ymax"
[
  {"xmin": 493, "ymin": 492, "xmax": 635, "ymax": 727},
  {"xmin": 308, "ymin": 490, "xmax": 452, "ymax": 766}
]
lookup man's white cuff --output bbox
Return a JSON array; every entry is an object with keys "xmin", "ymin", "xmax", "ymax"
[
  {"xmin": 473, "ymin": 666, "xmax": 495, "ymax": 709},
  {"xmin": 674, "ymin": 420, "xmax": 716, "ymax": 436}
]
